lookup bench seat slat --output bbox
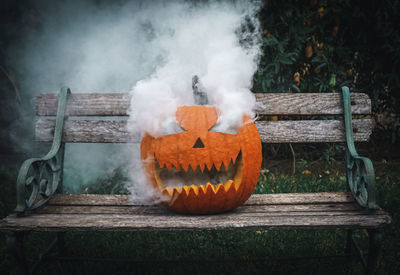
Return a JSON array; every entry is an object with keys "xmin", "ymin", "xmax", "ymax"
[
  {"xmin": 34, "ymin": 203, "xmax": 363, "ymax": 215},
  {"xmin": 47, "ymin": 193, "xmax": 355, "ymax": 206},
  {"xmin": 0, "ymin": 193, "xmax": 390, "ymax": 232},
  {"xmin": 2, "ymin": 214, "xmax": 388, "ymax": 231},
  {"xmin": 36, "ymin": 93, "xmax": 371, "ymax": 116},
  {"xmin": 1, "ymin": 210, "xmax": 390, "ymax": 232},
  {"xmin": 35, "ymin": 119, "xmax": 372, "ymax": 143}
]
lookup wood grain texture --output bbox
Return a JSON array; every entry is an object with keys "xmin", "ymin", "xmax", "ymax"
[
  {"xmin": 34, "ymin": 203, "xmax": 363, "ymax": 215},
  {"xmin": 47, "ymin": 193, "xmax": 355, "ymax": 206},
  {"xmin": 0, "ymin": 208, "xmax": 390, "ymax": 231},
  {"xmin": 0, "ymin": 193, "xmax": 390, "ymax": 231},
  {"xmin": 255, "ymin": 119, "xmax": 372, "ymax": 143},
  {"xmin": 36, "ymin": 93, "xmax": 371, "ymax": 116},
  {"xmin": 35, "ymin": 119, "xmax": 372, "ymax": 143},
  {"xmin": 36, "ymin": 93, "xmax": 131, "ymax": 116},
  {"xmin": 254, "ymin": 93, "xmax": 371, "ymax": 115}
]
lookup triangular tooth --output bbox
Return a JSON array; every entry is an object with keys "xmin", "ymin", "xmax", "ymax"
[
  {"xmin": 224, "ymin": 180, "xmax": 233, "ymax": 191},
  {"xmin": 190, "ymin": 184, "xmax": 199, "ymax": 196},
  {"xmin": 223, "ymin": 158, "xmax": 231, "ymax": 171},
  {"xmin": 173, "ymin": 187, "xmax": 182, "ymax": 195},
  {"xmin": 181, "ymin": 161, "xmax": 189, "ymax": 172},
  {"xmin": 206, "ymin": 182, "xmax": 216, "ymax": 194},
  {"xmin": 188, "ymin": 163, "xmax": 196, "ymax": 173},
  {"xmin": 158, "ymin": 160, "xmax": 165, "ymax": 169},
  {"xmin": 215, "ymin": 161, "xmax": 222, "ymax": 171},
  {"xmin": 233, "ymin": 150, "xmax": 240, "ymax": 164},
  {"xmin": 199, "ymin": 185, "xmax": 206, "ymax": 195},
  {"xmin": 183, "ymin": 185, "xmax": 190, "ymax": 195},
  {"xmin": 163, "ymin": 187, "xmax": 173, "ymax": 197},
  {"xmin": 199, "ymin": 163, "xmax": 205, "ymax": 173},
  {"xmin": 165, "ymin": 162, "xmax": 172, "ymax": 171},
  {"xmin": 205, "ymin": 160, "xmax": 212, "ymax": 171}
]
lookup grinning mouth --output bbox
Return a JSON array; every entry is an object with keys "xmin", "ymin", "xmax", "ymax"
[{"xmin": 154, "ymin": 152, "xmax": 243, "ymax": 196}]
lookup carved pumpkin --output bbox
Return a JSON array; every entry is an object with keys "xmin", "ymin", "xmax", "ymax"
[{"xmin": 140, "ymin": 105, "xmax": 262, "ymax": 214}]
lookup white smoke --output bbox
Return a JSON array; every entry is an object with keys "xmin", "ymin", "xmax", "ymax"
[
  {"xmin": 127, "ymin": 1, "xmax": 261, "ymax": 202},
  {"xmin": 8, "ymin": 0, "xmax": 261, "ymax": 199},
  {"xmin": 128, "ymin": 1, "xmax": 260, "ymax": 137}
]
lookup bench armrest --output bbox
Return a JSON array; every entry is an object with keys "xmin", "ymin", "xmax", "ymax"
[
  {"xmin": 15, "ymin": 87, "xmax": 70, "ymax": 213},
  {"xmin": 342, "ymin": 86, "xmax": 376, "ymax": 210}
]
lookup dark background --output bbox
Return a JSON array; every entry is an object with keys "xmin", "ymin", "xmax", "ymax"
[{"xmin": 0, "ymin": 0, "xmax": 399, "ymax": 274}]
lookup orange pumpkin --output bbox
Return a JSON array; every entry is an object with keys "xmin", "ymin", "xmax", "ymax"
[{"xmin": 140, "ymin": 105, "xmax": 262, "ymax": 214}]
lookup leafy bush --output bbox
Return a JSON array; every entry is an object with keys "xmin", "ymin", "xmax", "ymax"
[{"xmin": 254, "ymin": 0, "xmax": 400, "ymax": 137}]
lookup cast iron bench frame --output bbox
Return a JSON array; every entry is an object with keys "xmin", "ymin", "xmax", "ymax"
[{"xmin": 0, "ymin": 86, "xmax": 391, "ymax": 274}]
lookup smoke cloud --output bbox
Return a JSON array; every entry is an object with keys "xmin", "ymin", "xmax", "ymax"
[
  {"xmin": 127, "ymin": 1, "xmax": 261, "ymax": 201},
  {"xmin": 7, "ymin": 0, "xmax": 261, "ymax": 198}
]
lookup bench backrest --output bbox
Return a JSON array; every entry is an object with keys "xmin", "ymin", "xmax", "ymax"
[{"xmin": 35, "ymin": 92, "xmax": 372, "ymax": 143}]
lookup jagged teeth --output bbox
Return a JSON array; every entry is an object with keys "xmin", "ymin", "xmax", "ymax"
[
  {"xmin": 215, "ymin": 161, "xmax": 222, "ymax": 171},
  {"xmin": 181, "ymin": 162, "xmax": 189, "ymax": 172},
  {"xmin": 155, "ymin": 151, "xmax": 241, "ymax": 173},
  {"xmin": 162, "ymin": 180, "xmax": 235, "ymax": 196}
]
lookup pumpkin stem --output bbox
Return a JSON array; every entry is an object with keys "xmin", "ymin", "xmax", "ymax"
[{"xmin": 192, "ymin": 75, "xmax": 208, "ymax": 105}]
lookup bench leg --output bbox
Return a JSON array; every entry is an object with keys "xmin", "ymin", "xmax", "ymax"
[
  {"xmin": 6, "ymin": 231, "xmax": 29, "ymax": 274},
  {"xmin": 57, "ymin": 232, "xmax": 66, "ymax": 256},
  {"xmin": 345, "ymin": 229, "xmax": 383, "ymax": 275},
  {"xmin": 55, "ymin": 232, "xmax": 67, "ymax": 274},
  {"xmin": 366, "ymin": 229, "xmax": 383, "ymax": 275},
  {"xmin": 345, "ymin": 229, "xmax": 353, "ymax": 255}
]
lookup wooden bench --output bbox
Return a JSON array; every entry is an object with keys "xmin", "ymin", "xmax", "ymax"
[{"xmin": 0, "ymin": 86, "xmax": 391, "ymax": 274}]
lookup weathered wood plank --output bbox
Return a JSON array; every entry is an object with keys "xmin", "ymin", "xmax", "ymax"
[
  {"xmin": 256, "ymin": 119, "xmax": 372, "ymax": 143},
  {"xmin": 254, "ymin": 93, "xmax": 371, "ymax": 115},
  {"xmin": 0, "ymin": 211, "xmax": 391, "ymax": 231},
  {"xmin": 35, "ymin": 203, "xmax": 363, "ymax": 215},
  {"xmin": 1, "ymin": 193, "xmax": 391, "ymax": 231},
  {"xmin": 36, "ymin": 93, "xmax": 371, "ymax": 116},
  {"xmin": 36, "ymin": 93, "xmax": 131, "ymax": 116},
  {"xmin": 35, "ymin": 119, "xmax": 372, "ymax": 143},
  {"xmin": 36, "ymin": 119, "xmax": 139, "ymax": 143},
  {"xmin": 247, "ymin": 192, "xmax": 355, "ymax": 205},
  {"xmin": 48, "ymin": 193, "xmax": 356, "ymax": 206}
]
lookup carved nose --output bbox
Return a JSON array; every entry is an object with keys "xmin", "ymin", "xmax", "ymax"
[{"xmin": 193, "ymin": 137, "xmax": 205, "ymax": 148}]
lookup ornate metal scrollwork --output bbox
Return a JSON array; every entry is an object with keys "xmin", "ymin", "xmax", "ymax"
[
  {"xmin": 342, "ymin": 86, "xmax": 376, "ymax": 209},
  {"xmin": 15, "ymin": 87, "xmax": 70, "ymax": 212}
]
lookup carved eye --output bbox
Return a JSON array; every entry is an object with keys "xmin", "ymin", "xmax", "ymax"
[
  {"xmin": 209, "ymin": 121, "xmax": 238, "ymax": 135},
  {"xmin": 160, "ymin": 117, "xmax": 186, "ymax": 135}
]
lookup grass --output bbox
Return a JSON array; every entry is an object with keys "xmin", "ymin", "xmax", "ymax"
[{"xmin": 0, "ymin": 160, "xmax": 399, "ymax": 274}]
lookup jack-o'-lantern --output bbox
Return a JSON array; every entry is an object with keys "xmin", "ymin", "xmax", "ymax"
[{"xmin": 140, "ymin": 105, "xmax": 262, "ymax": 214}]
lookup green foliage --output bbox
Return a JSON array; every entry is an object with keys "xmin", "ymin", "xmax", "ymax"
[
  {"xmin": 322, "ymin": 144, "xmax": 345, "ymax": 164},
  {"xmin": 254, "ymin": 0, "xmax": 400, "ymax": 126},
  {"xmin": 72, "ymin": 167, "xmax": 129, "ymax": 195},
  {"xmin": 255, "ymin": 167, "xmax": 347, "ymax": 194}
]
